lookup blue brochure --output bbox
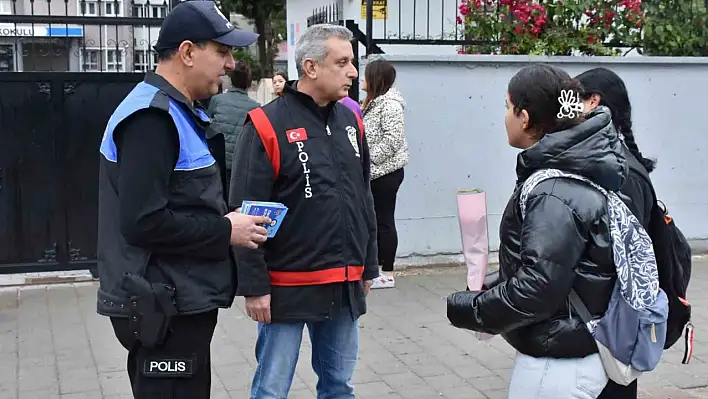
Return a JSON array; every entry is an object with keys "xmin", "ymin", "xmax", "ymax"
[{"xmin": 240, "ymin": 200, "xmax": 289, "ymax": 238}]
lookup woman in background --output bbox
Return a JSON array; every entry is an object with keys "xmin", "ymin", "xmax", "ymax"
[
  {"xmin": 361, "ymin": 59, "xmax": 410, "ymax": 289},
  {"xmin": 272, "ymin": 71, "xmax": 287, "ymax": 97},
  {"xmin": 576, "ymin": 67, "xmax": 656, "ymax": 399}
]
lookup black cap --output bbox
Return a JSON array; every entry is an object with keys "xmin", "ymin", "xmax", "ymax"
[{"xmin": 154, "ymin": 0, "xmax": 259, "ymax": 52}]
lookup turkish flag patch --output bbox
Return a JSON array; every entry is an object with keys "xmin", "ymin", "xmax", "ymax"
[{"xmin": 286, "ymin": 128, "xmax": 308, "ymax": 143}]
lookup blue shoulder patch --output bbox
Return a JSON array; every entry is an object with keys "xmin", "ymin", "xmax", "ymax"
[
  {"xmin": 99, "ymin": 82, "xmax": 160, "ymax": 163},
  {"xmin": 169, "ymin": 100, "xmax": 216, "ymax": 171},
  {"xmin": 99, "ymin": 81, "xmax": 215, "ymax": 172}
]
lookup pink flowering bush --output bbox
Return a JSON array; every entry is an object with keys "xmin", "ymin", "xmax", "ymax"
[
  {"xmin": 456, "ymin": 0, "xmax": 643, "ymax": 55},
  {"xmin": 457, "ymin": 0, "xmax": 708, "ymax": 56}
]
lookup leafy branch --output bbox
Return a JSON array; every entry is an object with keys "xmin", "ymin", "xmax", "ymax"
[{"xmin": 219, "ymin": 0, "xmax": 286, "ymax": 79}]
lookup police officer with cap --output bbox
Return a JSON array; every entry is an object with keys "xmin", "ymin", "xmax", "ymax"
[{"xmin": 96, "ymin": 1, "xmax": 268, "ymax": 397}]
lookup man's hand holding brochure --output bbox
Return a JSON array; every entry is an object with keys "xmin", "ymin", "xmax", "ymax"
[
  {"xmin": 224, "ymin": 211, "xmax": 270, "ymax": 249},
  {"xmin": 223, "ymin": 201, "xmax": 288, "ymax": 250},
  {"xmin": 239, "ymin": 200, "xmax": 289, "ymax": 238}
]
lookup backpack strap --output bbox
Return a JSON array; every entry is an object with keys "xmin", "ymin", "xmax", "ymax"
[
  {"xmin": 521, "ymin": 169, "xmax": 610, "ymax": 217},
  {"xmin": 569, "ymin": 289, "xmax": 593, "ymax": 324},
  {"xmin": 519, "ymin": 169, "xmax": 588, "ymax": 217},
  {"xmin": 248, "ymin": 107, "xmax": 281, "ymax": 179},
  {"xmin": 627, "ymin": 155, "xmax": 664, "ymax": 218}
]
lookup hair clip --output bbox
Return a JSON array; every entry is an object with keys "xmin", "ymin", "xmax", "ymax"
[{"xmin": 557, "ymin": 89, "xmax": 584, "ymax": 119}]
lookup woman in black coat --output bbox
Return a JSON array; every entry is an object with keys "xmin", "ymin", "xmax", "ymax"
[
  {"xmin": 576, "ymin": 67, "xmax": 657, "ymax": 399},
  {"xmin": 448, "ymin": 64, "xmax": 633, "ymax": 398}
]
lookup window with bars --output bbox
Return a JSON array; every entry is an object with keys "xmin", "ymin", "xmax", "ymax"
[
  {"xmin": 132, "ymin": 3, "xmax": 167, "ymax": 18},
  {"xmin": 105, "ymin": 49, "xmax": 123, "ymax": 71},
  {"xmin": 82, "ymin": 50, "xmax": 99, "ymax": 71},
  {"xmin": 133, "ymin": 49, "xmax": 158, "ymax": 72},
  {"xmin": 81, "ymin": 49, "xmax": 124, "ymax": 72},
  {"xmin": 79, "ymin": 0, "xmax": 123, "ymax": 16}
]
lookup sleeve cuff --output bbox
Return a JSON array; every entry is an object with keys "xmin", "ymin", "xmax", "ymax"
[
  {"xmin": 363, "ymin": 267, "xmax": 380, "ymax": 281},
  {"xmin": 217, "ymin": 216, "xmax": 233, "ymax": 254},
  {"xmin": 236, "ymin": 285, "xmax": 271, "ymax": 297}
]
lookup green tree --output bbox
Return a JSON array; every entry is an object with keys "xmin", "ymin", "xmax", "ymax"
[
  {"xmin": 642, "ymin": 0, "xmax": 708, "ymax": 56},
  {"xmin": 220, "ymin": 0, "xmax": 287, "ymax": 79}
]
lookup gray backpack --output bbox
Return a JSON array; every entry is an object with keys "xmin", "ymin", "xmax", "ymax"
[{"xmin": 520, "ymin": 168, "xmax": 669, "ymax": 386}]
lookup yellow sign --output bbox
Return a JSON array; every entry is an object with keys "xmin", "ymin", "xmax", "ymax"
[{"xmin": 361, "ymin": 0, "xmax": 387, "ymax": 20}]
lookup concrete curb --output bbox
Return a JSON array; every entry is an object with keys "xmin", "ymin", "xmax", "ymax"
[
  {"xmin": 2, "ymin": 252, "xmax": 705, "ymax": 288},
  {"xmin": 0, "ymin": 271, "xmax": 98, "ymax": 288}
]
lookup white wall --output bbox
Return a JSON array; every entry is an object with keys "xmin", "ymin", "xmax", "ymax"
[{"xmin": 379, "ymin": 55, "xmax": 708, "ymax": 266}]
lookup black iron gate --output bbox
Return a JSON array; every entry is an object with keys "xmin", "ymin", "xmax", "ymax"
[
  {"xmin": 0, "ymin": 72, "xmax": 145, "ymax": 274},
  {"xmin": 0, "ymin": 0, "xmax": 171, "ymax": 274}
]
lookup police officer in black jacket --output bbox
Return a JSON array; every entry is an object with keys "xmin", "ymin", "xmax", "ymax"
[
  {"xmin": 229, "ymin": 23, "xmax": 379, "ymax": 398},
  {"xmin": 96, "ymin": 2, "xmax": 271, "ymax": 398}
]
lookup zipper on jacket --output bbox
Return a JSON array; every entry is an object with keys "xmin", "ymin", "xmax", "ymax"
[{"xmin": 326, "ymin": 124, "xmax": 349, "ymax": 281}]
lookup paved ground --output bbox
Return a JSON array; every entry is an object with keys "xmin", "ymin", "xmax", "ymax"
[{"xmin": 0, "ymin": 262, "xmax": 707, "ymax": 399}]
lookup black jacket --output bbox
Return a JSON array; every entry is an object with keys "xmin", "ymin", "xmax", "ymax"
[
  {"xmin": 96, "ymin": 72, "xmax": 234, "ymax": 317},
  {"xmin": 448, "ymin": 107, "xmax": 630, "ymax": 358},
  {"xmin": 620, "ymin": 148, "xmax": 654, "ymax": 229},
  {"xmin": 229, "ymin": 82, "xmax": 379, "ymax": 323}
]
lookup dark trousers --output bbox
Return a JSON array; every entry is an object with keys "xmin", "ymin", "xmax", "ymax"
[
  {"xmin": 597, "ymin": 379, "xmax": 638, "ymax": 399},
  {"xmin": 110, "ymin": 310, "xmax": 218, "ymax": 399},
  {"xmin": 370, "ymin": 168, "xmax": 404, "ymax": 272}
]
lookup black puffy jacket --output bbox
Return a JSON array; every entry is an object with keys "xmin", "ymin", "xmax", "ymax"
[{"xmin": 448, "ymin": 107, "xmax": 629, "ymax": 359}]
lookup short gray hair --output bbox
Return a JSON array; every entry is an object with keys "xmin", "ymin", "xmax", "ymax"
[{"xmin": 295, "ymin": 24, "xmax": 353, "ymax": 78}]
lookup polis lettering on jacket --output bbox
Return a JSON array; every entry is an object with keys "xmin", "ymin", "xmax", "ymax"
[
  {"xmin": 286, "ymin": 127, "xmax": 313, "ymax": 199},
  {"xmin": 295, "ymin": 141, "xmax": 313, "ymax": 199}
]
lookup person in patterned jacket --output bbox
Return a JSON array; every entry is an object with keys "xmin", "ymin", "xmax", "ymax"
[{"xmin": 361, "ymin": 58, "xmax": 410, "ymax": 289}]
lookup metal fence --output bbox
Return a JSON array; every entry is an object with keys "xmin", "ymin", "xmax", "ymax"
[
  {"xmin": 307, "ymin": 0, "xmax": 343, "ymax": 27},
  {"xmin": 362, "ymin": 0, "xmax": 472, "ymax": 52},
  {"xmin": 0, "ymin": 0, "xmax": 174, "ymax": 72},
  {"xmin": 361, "ymin": 0, "xmax": 708, "ymax": 56}
]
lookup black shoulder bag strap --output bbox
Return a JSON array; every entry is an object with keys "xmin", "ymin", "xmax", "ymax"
[{"xmin": 569, "ymin": 289, "xmax": 593, "ymax": 324}]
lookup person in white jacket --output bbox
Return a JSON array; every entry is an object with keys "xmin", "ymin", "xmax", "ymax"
[{"xmin": 361, "ymin": 59, "xmax": 410, "ymax": 289}]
